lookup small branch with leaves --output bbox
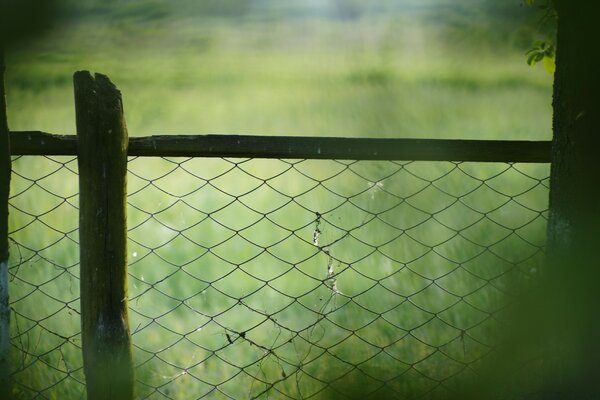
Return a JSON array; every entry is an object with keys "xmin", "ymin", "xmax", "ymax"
[{"xmin": 525, "ymin": 0, "xmax": 557, "ymax": 74}]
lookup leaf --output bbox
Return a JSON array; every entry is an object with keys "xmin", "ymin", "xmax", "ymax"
[
  {"xmin": 543, "ymin": 55, "xmax": 556, "ymax": 75},
  {"xmin": 527, "ymin": 51, "xmax": 543, "ymax": 66},
  {"xmin": 526, "ymin": 41, "xmax": 555, "ymax": 67}
]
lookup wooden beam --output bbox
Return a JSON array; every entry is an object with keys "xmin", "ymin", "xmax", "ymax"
[
  {"xmin": 9, "ymin": 131, "xmax": 553, "ymax": 163},
  {"xmin": 9, "ymin": 130, "xmax": 76, "ymax": 155},
  {"xmin": 74, "ymin": 71, "xmax": 133, "ymax": 400}
]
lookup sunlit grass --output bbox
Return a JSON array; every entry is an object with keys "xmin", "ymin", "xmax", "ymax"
[
  {"xmin": 6, "ymin": 51, "xmax": 553, "ymax": 139},
  {"xmin": 6, "ymin": 14, "xmax": 552, "ymax": 138}
]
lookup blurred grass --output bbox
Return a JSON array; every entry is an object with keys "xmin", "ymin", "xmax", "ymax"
[
  {"xmin": 5, "ymin": 1, "xmax": 552, "ymax": 399},
  {"xmin": 5, "ymin": 2, "xmax": 552, "ymax": 139}
]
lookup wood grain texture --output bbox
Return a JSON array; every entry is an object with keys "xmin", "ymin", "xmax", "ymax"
[
  {"xmin": 10, "ymin": 131, "xmax": 552, "ymax": 162},
  {"xmin": 75, "ymin": 71, "xmax": 133, "ymax": 400}
]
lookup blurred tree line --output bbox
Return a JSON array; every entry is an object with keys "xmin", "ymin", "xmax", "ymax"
[
  {"xmin": 3, "ymin": 0, "xmax": 537, "ymax": 25},
  {"xmin": 1, "ymin": 0, "xmax": 543, "ymax": 56}
]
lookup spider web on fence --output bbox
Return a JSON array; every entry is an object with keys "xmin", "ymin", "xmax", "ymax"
[{"xmin": 7, "ymin": 155, "xmax": 549, "ymax": 399}]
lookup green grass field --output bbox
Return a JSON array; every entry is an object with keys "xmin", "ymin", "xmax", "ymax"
[
  {"xmin": 6, "ymin": 1, "xmax": 552, "ymax": 139},
  {"xmin": 5, "ymin": 1, "xmax": 552, "ymax": 399}
]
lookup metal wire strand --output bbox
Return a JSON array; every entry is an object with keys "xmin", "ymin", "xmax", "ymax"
[{"xmin": 7, "ymin": 155, "xmax": 549, "ymax": 399}]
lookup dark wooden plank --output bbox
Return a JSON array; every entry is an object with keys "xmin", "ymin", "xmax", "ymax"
[
  {"xmin": 74, "ymin": 71, "xmax": 134, "ymax": 400},
  {"xmin": 128, "ymin": 134, "xmax": 552, "ymax": 162},
  {"xmin": 9, "ymin": 130, "xmax": 77, "ymax": 155},
  {"xmin": 10, "ymin": 131, "xmax": 553, "ymax": 162}
]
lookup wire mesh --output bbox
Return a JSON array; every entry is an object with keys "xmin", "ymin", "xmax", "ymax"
[
  {"xmin": 7, "ymin": 154, "xmax": 550, "ymax": 399},
  {"xmin": 8, "ymin": 155, "xmax": 83, "ymax": 399}
]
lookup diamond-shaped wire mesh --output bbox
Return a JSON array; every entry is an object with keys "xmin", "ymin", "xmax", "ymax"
[
  {"xmin": 8, "ymin": 155, "xmax": 84, "ymax": 399},
  {"xmin": 8, "ymin": 155, "xmax": 549, "ymax": 399}
]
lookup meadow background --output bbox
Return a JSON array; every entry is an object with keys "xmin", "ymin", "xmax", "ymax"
[
  {"xmin": 6, "ymin": 0, "xmax": 553, "ymax": 139},
  {"xmin": 5, "ymin": 0, "xmax": 553, "ymax": 399}
]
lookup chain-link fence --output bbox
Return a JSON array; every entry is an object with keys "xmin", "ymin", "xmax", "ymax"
[{"xmin": 7, "ymin": 154, "xmax": 549, "ymax": 399}]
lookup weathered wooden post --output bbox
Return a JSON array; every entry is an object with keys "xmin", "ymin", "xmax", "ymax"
[
  {"xmin": 74, "ymin": 71, "xmax": 133, "ymax": 400},
  {"xmin": 0, "ymin": 49, "xmax": 12, "ymax": 400}
]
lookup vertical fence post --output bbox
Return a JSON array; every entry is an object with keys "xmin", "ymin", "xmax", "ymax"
[
  {"xmin": 74, "ymin": 71, "xmax": 133, "ymax": 400},
  {"xmin": 0, "ymin": 49, "xmax": 12, "ymax": 400}
]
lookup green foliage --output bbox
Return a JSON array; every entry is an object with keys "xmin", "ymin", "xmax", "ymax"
[
  {"xmin": 524, "ymin": 0, "xmax": 555, "ymax": 10},
  {"xmin": 524, "ymin": 0, "xmax": 557, "ymax": 73},
  {"xmin": 526, "ymin": 40, "xmax": 555, "ymax": 73},
  {"xmin": 0, "ymin": 0, "xmax": 61, "ymax": 46}
]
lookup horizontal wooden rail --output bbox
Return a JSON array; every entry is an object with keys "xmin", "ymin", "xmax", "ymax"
[{"xmin": 9, "ymin": 130, "xmax": 552, "ymax": 162}]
